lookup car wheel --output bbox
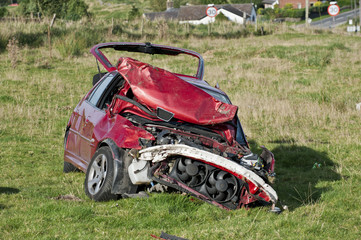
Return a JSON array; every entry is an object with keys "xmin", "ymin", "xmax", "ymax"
[
  {"xmin": 63, "ymin": 161, "xmax": 80, "ymax": 173},
  {"xmin": 84, "ymin": 147, "xmax": 118, "ymax": 201}
]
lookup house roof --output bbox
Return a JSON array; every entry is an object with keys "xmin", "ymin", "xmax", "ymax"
[
  {"xmin": 178, "ymin": 4, "xmax": 253, "ymax": 21},
  {"xmin": 262, "ymin": 0, "xmax": 278, "ymax": 4},
  {"xmin": 144, "ymin": 4, "xmax": 254, "ymax": 21},
  {"xmin": 143, "ymin": 8, "xmax": 179, "ymax": 21},
  {"xmin": 222, "ymin": 5, "xmax": 252, "ymax": 18}
]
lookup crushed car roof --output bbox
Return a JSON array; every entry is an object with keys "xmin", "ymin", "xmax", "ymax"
[{"xmin": 117, "ymin": 57, "xmax": 238, "ymax": 125}]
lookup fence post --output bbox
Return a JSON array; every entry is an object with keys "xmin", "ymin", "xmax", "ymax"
[
  {"xmin": 48, "ymin": 14, "xmax": 56, "ymax": 59},
  {"xmin": 359, "ymin": 0, "xmax": 361, "ymax": 32},
  {"xmin": 111, "ymin": 17, "xmax": 114, "ymax": 33},
  {"xmin": 243, "ymin": 12, "xmax": 246, "ymax": 27},
  {"xmin": 305, "ymin": 0, "xmax": 309, "ymax": 28}
]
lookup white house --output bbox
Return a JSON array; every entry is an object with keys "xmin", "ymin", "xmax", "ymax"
[
  {"xmin": 262, "ymin": 0, "xmax": 279, "ymax": 9},
  {"xmin": 144, "ymin": 3, "xmax": 257, "ymax": 25}
]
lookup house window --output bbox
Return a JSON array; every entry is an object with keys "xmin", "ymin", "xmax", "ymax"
[{"xmin": 297, "ymin": 3, "xmax": 302, "ymax": 9}]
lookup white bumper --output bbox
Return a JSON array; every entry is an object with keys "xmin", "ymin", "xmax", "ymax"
[{"xmin": 138, "ymin": 144, "xmax": 278, "ymax": 203}]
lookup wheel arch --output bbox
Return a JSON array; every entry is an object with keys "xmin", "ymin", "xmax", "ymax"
[{"xmin": 97, "ymin": 139, "xmax": 137, "ymax": 195}]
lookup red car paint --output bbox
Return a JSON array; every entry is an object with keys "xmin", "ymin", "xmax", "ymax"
[{"xmin": 116, "ymin": 57, "xmax": 238, "ymax": 125}]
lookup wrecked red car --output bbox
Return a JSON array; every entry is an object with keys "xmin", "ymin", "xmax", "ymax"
[{"xmin": 63, "ymin": 42, "xmax": 278, "ymax": 210}]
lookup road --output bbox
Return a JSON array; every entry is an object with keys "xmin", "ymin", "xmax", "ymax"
[{"xmin": 310, "ymin": 9, "xmax": 360, "ymax": 28}]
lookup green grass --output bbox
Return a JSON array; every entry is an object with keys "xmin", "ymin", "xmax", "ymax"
[{"xmin": 0, "ymin": 18, "xmax": 361, "ymax": 240}]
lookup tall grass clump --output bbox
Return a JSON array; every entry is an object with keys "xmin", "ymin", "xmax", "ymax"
[
  {"xmin": 0, "ymin": 20, "xmax": 48, "ymax": 48},
  {"xmin": 54, "ymin": 27, "xmax": 105, "ymax": 58},
  {"xmin": 260, "ymin": 45, "xmax": 336, "ymax": 68},
  {"xmin": 0, "ymin": 33, "xmax": 8, "ymax": 53},
  {"xmin": 6, "ymin": 37, "xmax": 19, "ymax": 68}
]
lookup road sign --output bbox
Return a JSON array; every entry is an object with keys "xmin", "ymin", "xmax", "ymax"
[
  {"xmin": 328, "ymin": 4, "xmax": 340, "ymax": 16},
  {"xmin": 206, "ymin": 6, "xmax": 218, "ymax": 18}
]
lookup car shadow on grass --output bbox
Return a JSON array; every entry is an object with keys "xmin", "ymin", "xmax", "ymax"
[
  {"xmin": 0, "ymin": 187, "xmax": 20, "ymax": 195},
  {"xmin": 249, "ymin": 141, "xmax": 340, "ymax": 211},
  {"xmin": 0, "ymin": 187, "xmax": 20, "ymax": 210}
]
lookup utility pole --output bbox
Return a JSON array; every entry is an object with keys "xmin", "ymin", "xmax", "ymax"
[
  {"xmin": 305, "ymin": 0, "xmax": 309, "ymax": 27},
  {"xmin": 355, "ymin": 0, "xmax": 357, "ymax": 11},
  {"xmin": 359, "ymin": 0, "xmax": 361, "ymax": 28}
]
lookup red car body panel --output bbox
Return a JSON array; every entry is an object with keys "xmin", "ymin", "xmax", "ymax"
[
  {"xmin": 94, "ymin": 114, "xmax": 155, "ymax": 150},
  {"xmin": 65, "ymin": 100, "xmax": 156, "ymax": 171},
  {"xmin": 116, "ymin": 57, "xmax": 238, "ymax": 125}
]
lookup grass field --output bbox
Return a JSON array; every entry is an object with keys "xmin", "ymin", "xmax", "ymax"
[{"xmin": 0, "ymin": 16, "xmax": 361, "ymax": 239}]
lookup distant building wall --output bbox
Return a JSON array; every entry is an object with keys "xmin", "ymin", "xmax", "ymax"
[
  {"xmin": 179, "ymin": 16, "xmax": 215, "ymax": 25},
  {"xmin": 279, "ymin": 0, "xmax": 316, "ymax": 9}
]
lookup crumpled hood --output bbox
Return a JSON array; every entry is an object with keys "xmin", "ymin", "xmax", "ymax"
[{"xmin": 117, "ymin": 57, "xmax": 237, "ymax": 125}]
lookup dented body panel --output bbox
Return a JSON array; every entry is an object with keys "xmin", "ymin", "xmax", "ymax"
[{"xmin": 117, "ymin": 57, "xmax": 238, "ymax": 125}]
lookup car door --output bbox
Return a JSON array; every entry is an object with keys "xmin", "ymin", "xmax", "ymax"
[{"xmin": 78, "ymin": 72, "xmax": 120, "ymax": 163}]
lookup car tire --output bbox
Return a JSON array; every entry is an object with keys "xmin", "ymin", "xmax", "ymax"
[
  {"xmin": 63, "ymin": 161, "xmax": 80, "ymax": 173},
  {"xmin": 84, "ymin": 147, "xmax": 118, "ymax": 201}
]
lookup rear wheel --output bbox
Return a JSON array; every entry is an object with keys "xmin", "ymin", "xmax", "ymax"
[{"xmin": 84, "ymin": 147, "xmax": 117, "ymax": 201}]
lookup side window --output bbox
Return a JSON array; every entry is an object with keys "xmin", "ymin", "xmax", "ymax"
[
  {"xmin": 87, "ymin": 74, "xmax": 114, "ymax": 106},
  {"xmin": 98, "ymin": 76, "xmax": 124, "ymax": 109}
]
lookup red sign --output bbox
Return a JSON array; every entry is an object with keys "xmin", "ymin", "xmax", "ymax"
[
  {"xmin": 328, "ymin": 4, "xmax": 340, "ymax": 16},
  {"xmin": 206, "ymin": 6, "xmax": 218, "ymax": 18}
]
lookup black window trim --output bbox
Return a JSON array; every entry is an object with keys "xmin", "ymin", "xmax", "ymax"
[{"xmin": 86, "ymin": 72, "xmax": 118, "ymax": 110}]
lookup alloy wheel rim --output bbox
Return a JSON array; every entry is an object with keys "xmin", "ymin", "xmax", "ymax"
[{"xmin": 87, "ymin": 154, "xmax": 107, "ymax": 195}]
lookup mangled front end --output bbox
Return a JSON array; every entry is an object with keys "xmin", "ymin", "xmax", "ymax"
[
  {"xmin": 126, "ymin": 143, "xmax": 277, "ymax": 210},
  {"xmin": 107, "ymin": 57, "xmax": 278, "ymax": 209}
]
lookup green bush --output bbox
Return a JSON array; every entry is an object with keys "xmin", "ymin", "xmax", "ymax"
[
  {"xmin": 260, "ymin": 5, "xmax": 325, "ymax": 19},
  {"xmin": 128, "ymin": 5, "xmax": 141, "ymax": 20},
  {"xmin": 13, "ymin": 31, "xmax": 46, "ymax": 47},
  {"xmin": 150, "ymin": 0, "xmax": 166, "ymax": 12},
  {"xmin": 0, "ymin": 33, "xmax": 7, "ymax": 53},
  {"xmin": 66, "ymin": 0, "xmax": 89, "ymax": 20},
  {"xmin": 0, "ymin": 6, "xmax": 8, "ymax": 17},
  {"xmin": 0, "ymin": 0, "xmax": 11, "ymax": 7},
  {"xmin": 18, "ymin": 0, "xmax": 39, "ymax": 16},
  {"xmin": 19, "ymin": 0, "xmax": 89, "ymax": 20},
  {"xmin": 337, "ymin": 0, "xmax": 352, "ymax": 7},
  {"xmin": 284, "ymin": 3, "xmax": 293, "ymax": 9}
]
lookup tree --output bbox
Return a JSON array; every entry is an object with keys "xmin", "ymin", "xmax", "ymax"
[
  {"xmin": 66, "ymin": 0, "xmax": 89, "ymax": 20},
  {"xmin": 0, "ymin": 0, "xmax": 11, "ymax": 7},
  {"xmin": 128, "ymin": 5, "xmax": 141, "ymax": 20},
  {"xmin": 0, "ymin": 6, "xmax": 8, "ymax": 17},
  {"xmin": 19, "ymin": 0, "xmax": 89, "ymax": 20},
  {"xmin": 150, "ymin": 0, "xmax": 166, "ymax": 12}
]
